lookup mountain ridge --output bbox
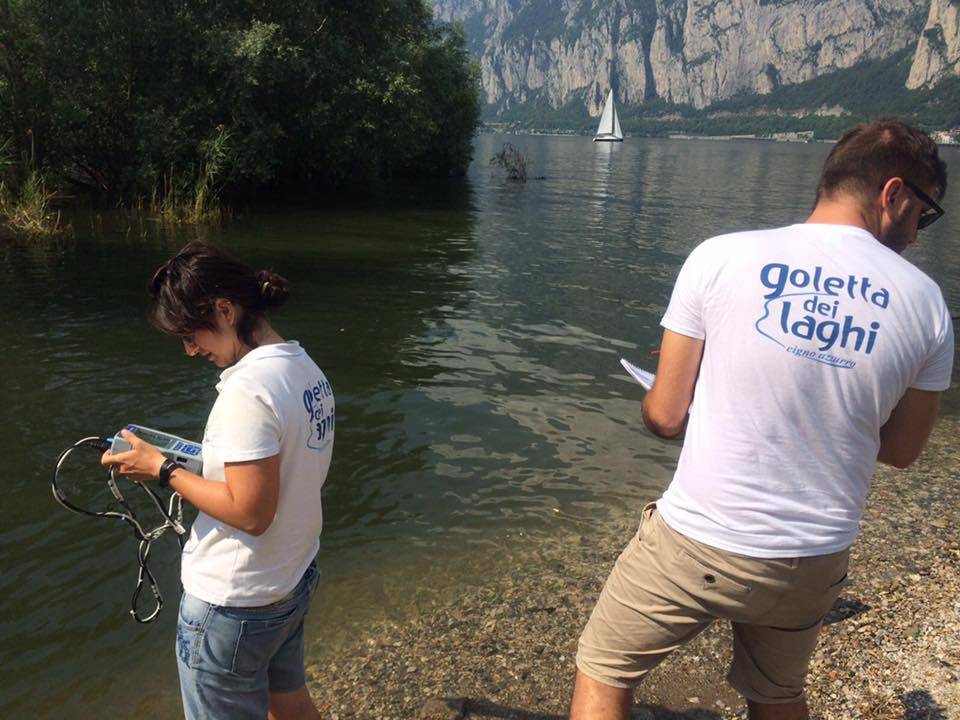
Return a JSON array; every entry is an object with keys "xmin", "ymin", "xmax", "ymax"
[{"xmin": 434, "ymin": 0, "xmax": 960, "ymax": 130}]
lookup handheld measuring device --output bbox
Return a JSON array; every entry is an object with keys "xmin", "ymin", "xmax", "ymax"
[
  {"xmin": 109, "ymin": 424, "xmax": 203, "ymax": 475},
  {"xmin": 53, "ymin": 423, "xmax": 202, "ymax": 623}
]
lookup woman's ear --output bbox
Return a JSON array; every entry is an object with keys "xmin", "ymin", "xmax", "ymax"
[{"xmin": 214, "ymin": 298, "xmax": 237, "ymax": 327}]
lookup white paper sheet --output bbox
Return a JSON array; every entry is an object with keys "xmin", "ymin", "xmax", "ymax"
[{"xmin": 620, "ymin": 358, "xmax": 655, "ymax": 391}]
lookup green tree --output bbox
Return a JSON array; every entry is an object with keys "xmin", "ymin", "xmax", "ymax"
[{"xmin": 0, "ymin": 0, "xmax": 482, "ymax": 208}]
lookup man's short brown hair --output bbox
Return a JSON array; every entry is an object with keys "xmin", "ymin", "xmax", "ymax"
[{"xmin": 816, "ymin": 120, "xmax": 947, "ymax": 205}]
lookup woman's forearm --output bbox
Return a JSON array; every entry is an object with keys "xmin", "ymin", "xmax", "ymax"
[
  {"xmin": 101, "ymin": 431, "xmax": 280, "ymax": 535},
  {"xmin": 169, "ymin": 469, "xmax": 267, "ymax": 535}
]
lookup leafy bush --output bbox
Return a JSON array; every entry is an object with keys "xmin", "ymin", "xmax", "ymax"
[{"xmin": 0, "ymin": 0, "xmax": 482, "ymax": 212}]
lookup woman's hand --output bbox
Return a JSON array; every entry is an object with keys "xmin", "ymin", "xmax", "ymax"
[{"xmin": 100, "ymin": 429, "xmax": 166, "ymax": 482}]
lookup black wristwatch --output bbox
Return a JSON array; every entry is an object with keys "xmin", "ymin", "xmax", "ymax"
[{"xmin": 158, "ymin": 458, "xmax": 183, "ymax": 488}]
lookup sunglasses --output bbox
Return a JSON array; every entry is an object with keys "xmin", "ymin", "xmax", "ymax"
[{"xmin": 901, "ymin": 179, "xmax": 945, "ymax": 230}]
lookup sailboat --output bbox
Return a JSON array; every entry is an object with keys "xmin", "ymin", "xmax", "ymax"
[{"xmin": 593, "ymin": 89, "xmax": 623, "ymax": 142}]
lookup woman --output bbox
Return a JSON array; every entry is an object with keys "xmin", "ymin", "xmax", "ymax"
[{"xmin": 102, "ymin": 242, "xmax": 334, "ymax": 720}]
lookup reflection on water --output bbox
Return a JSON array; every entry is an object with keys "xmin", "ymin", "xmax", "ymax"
[{"xmin": 2, "ymin": 136, "xmax": 958, "ymax": 718}]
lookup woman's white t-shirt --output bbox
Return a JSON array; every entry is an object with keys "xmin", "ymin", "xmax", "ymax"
[{"xmin": 181, "ymin": 341, "xmax": 335, "ymax": 606}]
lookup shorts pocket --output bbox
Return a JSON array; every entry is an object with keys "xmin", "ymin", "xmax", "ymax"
[
  {"xmin": 828, "ymin": 572, "xmax": 849, "ymax": 590},
  {"xmin": 229, "ymin": 603, "xmax": 303, "ymax": 676},
  {"xmin": 177, "ymin": 594, "xmax": 213, "ymax": 667},
  {"xmin": 822, "ymin": 552, "xmax": 851, "ymax": 594},
  {"xmin": 308, "ymin": 566, "xmax": 321, "ymax": 597},
  {"xmin": 678, "ymin": 548, "xmax": 752, "ymax": 596},
  {"xmin": 636, "ymin": 502, "xmax": 658, "ymax": 542}
]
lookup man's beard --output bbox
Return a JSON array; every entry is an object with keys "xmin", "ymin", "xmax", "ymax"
[{"xmin": 878, "ymin": 218, "xmax": 912, "ymax": 254}]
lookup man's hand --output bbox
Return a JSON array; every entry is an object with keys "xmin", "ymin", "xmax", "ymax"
[
  {"xmin": 100, "ymin": 429, "xmax": 165, "ymax": 482},
  {"xmin": 642, "ymin": 329, "xmax": 705, "ymax": 438}
]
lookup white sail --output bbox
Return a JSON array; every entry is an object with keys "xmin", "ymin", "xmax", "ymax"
[
  {"xmin": 597, "ymin": 91, "xmax": 615, "ymax": 135},
  {"xmin": 594, "ymin": 90, "xmax": 623, "ymax": 141}
]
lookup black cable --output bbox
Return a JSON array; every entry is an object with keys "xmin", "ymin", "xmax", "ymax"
[{"xmin": 52, "ymin": 437, "xmax": 187, "ymax": 623}]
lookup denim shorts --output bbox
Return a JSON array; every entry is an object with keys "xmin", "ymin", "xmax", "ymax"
[{"xmin": 176, "ymin": 561, "xmax": 320, "ymax": 720}]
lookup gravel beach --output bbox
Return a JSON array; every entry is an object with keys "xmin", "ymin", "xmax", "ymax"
[{"xmin": 306, "ymin": 417, "xmax": 960, "ymax": 720}]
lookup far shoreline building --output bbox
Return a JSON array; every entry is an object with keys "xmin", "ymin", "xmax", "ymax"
[{"xmin": 932, "ymin": 130, "xmax": 959, "ymax": 145}]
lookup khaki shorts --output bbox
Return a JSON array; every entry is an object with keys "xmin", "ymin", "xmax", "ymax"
[{"xmin": 576, "ymin": 503, "xmax": 850, "ymax": 704}]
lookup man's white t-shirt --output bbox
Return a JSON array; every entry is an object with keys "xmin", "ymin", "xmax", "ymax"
[
  {"xmin": 657, "ymin": 224, "xmax": 953, "ymax": 558},
  {"xmin": 181, "ymin": 341, "xmax": 335, "ymax": 606}
]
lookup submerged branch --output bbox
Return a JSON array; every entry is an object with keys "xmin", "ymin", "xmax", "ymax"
[{"xmin": 489, "ymin": 143, "xmax": 529, "ymax": 183}]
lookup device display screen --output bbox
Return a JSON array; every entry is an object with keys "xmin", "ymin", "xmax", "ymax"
[{"xmin": 129, "ymin": 425, "xmax": 177, "ymax": 450}]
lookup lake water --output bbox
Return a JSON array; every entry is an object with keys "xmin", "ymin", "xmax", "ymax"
[{"xmin": 2, "ymin": 134, "xmax": 958, "ymax": 718}]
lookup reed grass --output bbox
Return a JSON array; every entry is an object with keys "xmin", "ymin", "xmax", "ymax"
[
  {"xmin": 0, "ymin": 170, "xmax": 67, "ymax": 239},
  {"xmin": 139, "ymin": 126, "xmax": 232, "ymax": 225}
]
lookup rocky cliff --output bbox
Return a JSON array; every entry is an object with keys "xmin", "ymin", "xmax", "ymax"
[
  {"xmin": 907, "ymin": 0, "xmax": 960, "ymax": 89},
  {"xmin": 433, "ymin": 0, "xmax": 935, "ymax": 116}
]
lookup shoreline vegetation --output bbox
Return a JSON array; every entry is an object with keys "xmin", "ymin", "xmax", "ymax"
[
  {"xmin": 485, "ymin": 126, "xmax": 960, "ymax": 148},
  {"xmin": 304, "ymin": 417, "xmax": 960, "ymax": 719},
  {"xmin": 5, "ymin": 6, "xmax": 957, "ymax": 241},
  {"xmin": 484, "ymin": 127, "xmax": 830, "ymax": 144},
  {"xmin": 0, "ymin": 168, "xmax": 66, "ymax": 239},
  {"xmin": 0, "ymin": 2, "xmax": 482, "ymax": 240}
]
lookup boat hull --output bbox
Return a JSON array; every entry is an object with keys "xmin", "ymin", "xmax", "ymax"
[{"xmin": 593, "ymin": 135, "xmax": 623, "ymax": 142}]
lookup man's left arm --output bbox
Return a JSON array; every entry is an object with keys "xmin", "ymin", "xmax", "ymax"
[
  {"xmin": 877, "ymin": 296, "xmax": 954, "ymax": 467},
  {"xmin": 877, "ymin": 388, "xmax": 942, "ymax": 468},
  {"xmin": 642, "ymin": 329, "xmax": 705, "ymax": 438}
]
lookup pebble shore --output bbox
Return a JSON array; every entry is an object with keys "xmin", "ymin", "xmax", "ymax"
[{"xmin": 306, "ymin": 418, "xmax": 960, "ymax": 719}]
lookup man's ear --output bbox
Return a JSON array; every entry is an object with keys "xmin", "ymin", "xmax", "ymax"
[{"xmin": 880, "ymin": 177, "xmax": 905, "ymax": 213}]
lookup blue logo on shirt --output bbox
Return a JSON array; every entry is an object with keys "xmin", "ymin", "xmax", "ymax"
[
  {"xmin": 754, "ymin": 262, "xmax": 890, "ymax": 369},
  {"xmin": 302, "ymin": 378, "xmax": 335, "ymax": 450}
]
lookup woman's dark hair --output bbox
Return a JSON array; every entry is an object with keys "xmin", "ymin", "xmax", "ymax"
[
  {"xmin": 148, "ymin": 242, "xmax": 289, "ymax": 347},
  {"xmin": 816, "ymin": 119, "xmax": 947, "ymax": 205}
]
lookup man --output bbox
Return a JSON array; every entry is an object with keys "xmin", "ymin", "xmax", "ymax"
[{"xmin": 570, "ymin": 120, "xmax": 953, "ymax": 720}]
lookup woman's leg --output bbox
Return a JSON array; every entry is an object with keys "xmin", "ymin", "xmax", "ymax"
[
  {"xmin": 176, "ymin": 593, "xmax": 272, "ymax": 720},
  {"xmin": 269, "ymin": 686, "xmax": 321, "ymax": 720},
  {"xmin": 266, "ymin": 563, "xmax": 322, "ymax": 720}
]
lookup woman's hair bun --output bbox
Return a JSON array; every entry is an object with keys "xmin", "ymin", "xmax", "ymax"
[{"xmin": 255, "ymin": 269, "xmax": 290, "ymax": 309}]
